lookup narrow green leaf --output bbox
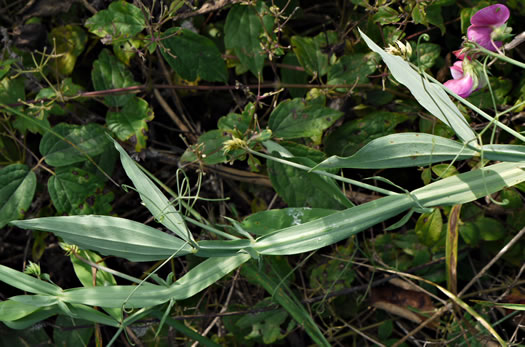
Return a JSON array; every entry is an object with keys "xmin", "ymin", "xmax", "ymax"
[
  {"xmin": 39, "ymin": 123, "xmax": 111, "ymax": 167},
  {"xmin": 106, "ymin": 96, "xmax": 154, "ymax": 152},
  {"xmin": 85, "ymin": 1, "xmax": 146, "ymax": 40},
  {"xmin": 91, "ymin": 49, "xmax": 139, "ymax": 107},
  {"xmin": 61, "ymin": 254, "xmax": 251, "ymax": 308},
  {"xmin": 319, "ymin": 133, "xmax": 478, "ymax": 169},
  {"xmin": 359, "ymin": 28, "xmax": 477, "ymax": 145},
  {"xmin": 161, "ymin": 27, "xmax": 228, "ymax": 82},
  {"xmin": 0, "ymin": 300, "xmax": 41, "ymax": 321},
  {"xmin": 446, "ymin": 205, "xmax": 461, "ymax": 294},
  {"xmin": 113, "ymin": 139, "xmax": 193, "ymax": 242},
  {"xmin": 0, "ymin": 164, "xmax": 36, "ymax": 228},
  {"xmin": 2, "ymin": 306, "xmax": 59, "ymax": 330},
  {"xmin": 11, "ymin": 215, "xmax": 194, "ymax": 262},
  {"xmin": 0, "ymin": 264, "xmax": 62, "ymax": 295}
]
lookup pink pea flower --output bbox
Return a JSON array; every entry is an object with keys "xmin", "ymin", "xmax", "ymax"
[
  {"xmin": 467, "ymin": 4, "xmax": 510, "ymax": 51},
  {"xmin": 444, "ymin": 60, "xmax": 484, "ymax": 98}
]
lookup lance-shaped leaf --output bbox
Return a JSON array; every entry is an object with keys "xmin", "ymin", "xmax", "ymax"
[
  {"xmin": 359, "ymin": 28, "xmax": 477, "ymax": 145},
  {"xmin": 0, "ymin": 164, "xmax": 36, "ymax": 228},
  {"xmin": 60, "ymin": 254, "xmax": 251, "ymax": 308},
  {"xmin": 0, "ymin": 264, "xmax": 62, "ymax": 295},
  {"xmin": 318, "ymin": 133, "xmax": 478, "ymax": 169},
  {"xmin": 11, "ymin": 216, "xmax": 194, "ymax": 262},
  {"xmin": 113, "ymin": 140, "xmax": 193, "ymax": 242}
]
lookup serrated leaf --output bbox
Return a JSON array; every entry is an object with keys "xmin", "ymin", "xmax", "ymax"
[
  {"xmin": 267, "ymin": 154, "xmax": 352, "ymax": 209},
  {"xmin": 0, "ymin": 164, "xmax": 36, "ymax": 228},
  {"xmin": 39, "ymin": 123, "xmax": 111, "ymax": 167},
  {"xmin": 49, "ymin": 25, "xmax": 87, "ymax": 75},
  {"xmin": 48, "ymin": 166, "xmax": 110, "ymax": 215},
  {"xmin": 291, "ymin": 32, "xmax": 337, "ymax": 77},
  {"xmin": 11, "ymin": 216, "xmax": 194, "ymax": 262},
  {"xmin": 327, "ymin": 53, "xmax": 379, "ymax": 89},
  {"xmin": 85, "ymin": 1, "xmax": 146, "ymax": 41},
  {"xmin": 324, "ymin": 111, "xmax": 409, "ymax": 157},
  {"xmin": 161, "ymin": 27, "xmax": 228, "ymax": 82},
  {"xmin": 91, "ymin": 49, "xmax": 139, "ymax": 107},
  {"xmin": 106, "ymin": 96, "xmax": 154, "ymax": 152},
  {"xmin": 224, "ymin": 1, "xmax": 273, "ymax": 76},
  {"xmin": 268, "ymin": 98, "xmax": 343, "ymax": 141}
]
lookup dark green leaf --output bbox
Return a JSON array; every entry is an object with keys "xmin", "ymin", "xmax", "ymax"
[
  {"xmin": 0, "ymin": 164, "xmax": 36, "ymax": 228},
  {"xmin": 291, "ymin": 32, "xmax": 337, "ymax": 77},
  {"xmin": 85, "ymin": 1, "xmax": 146, "ymax": 40},
  {"xmin": 39, "ymin": 123, "xmax": 111, "ymax": 167},
  {"xmin": 268, "ymin": 98, "xmax": 343, "ymax": 141},
  {"xmin": 324, "ymin": 111, "xmax": 409, "ymax": 157},
  {"xmin": 267, "ymin": 155, "xmax": 352, "ymax": 209},
  {"xmin": 327, "ymin": 53, "xmax": 379, "ymax": 89},
  {"xmin": 281, "ymin": 53, "xmax": 308, "ymax": 98},
  {"xmin": 161, "ymin": 27, "xmax": 228, "ymax": 82},
  {"xmin": 91, "ymin": 49, "xmax": 139, "ymax": 107},
  {"xmin": 106, "ymin": 96, "xmax": 154, "ymax": 152},
  {"xmin": 47, "ymin": 166, "xmax": 111, "ymax": 215},
  {"xmin": 373, "ymin": 6, "xmax": 401, "ymax": 25},
  {"xmin": 53, "ymin": 315, "xmax": 93, "ymax": 347},
  {"xmin": 410, "ymin": 42, "xmax": 441, "ymax": 70},
  {"xmin": 181, "ymin": 130, "xmax": 229, "ymax": 165},
  {"xmin": 224, "ymin": 1, "xmax": 273, "ymax": 76}
]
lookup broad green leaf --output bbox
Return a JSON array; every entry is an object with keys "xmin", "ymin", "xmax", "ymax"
[
  {"xmin": 180, "ymin": 130, "xmax": 230, "ymax": 165},
  {"xmin": 319, "ymin": 133, "xmax": 478, "ymax": 169},
  {"xmin": 0, "ymin": 59, "xmax": 15, "ymax": 80},
  {"xmin": 327, "ymin": 53, "xmax": 379, "ymax": 89},
  {"xmin": 39, "ymin": 123, "xmax": 111, "ymax": 167},
  {"xmin": 48, "ymin": 166, "xmax": 108, "ymax": 215},
  {"xmin": 218, "ymin": 103, "xmax": 255, "ymax": 134},
  {"xmin": 113, "ymin": 140, "xmax": 193, "ymax": 242},
  {"xmin": 60, "ymin": 254, "xmax": 251, "ymax": 308},
  {"xmin": 359, "ymin": 29, "xmax": 477, "ymax": 145},
  {"xmin": 91, "ymin": 49, "xmax": 139, "ymax": 107},
  {"xmin": 161, "ymin": 27, "xmax": 228, "ymax": 82},
  {"xmin": 475, "ymin": 217, "xmax": 506, "ymax": 241},
  {"xmin": 0, "ymin": 264, "xmax": 62, "ymax": 295},
  {"xmin": 224, "ymin": 1, "xmax": 273, "ymax": 76},
  {"xmin": 431, "ymin": 163, "xmax": 458, "ymax": 178},
  {"xmin": 53, "ymin": 315, "xmax": 93, "ymax": 347},
  {"xmin": 241, "ymin": 208, "xmax": 337, "ymax": 236},
  {"xmin": 291, "ymin": 31, "xmax": 337, "ymax": 77},
  {"xmin": 268, "ymin": 98, "xmax": 343, "ymax": 141},
  {"xmin": 0, "ymin": 164, "xmax": 36, "ymax": 228},
  {"xmin": 10, "ymin": 215, "xmax": 195, "ymax": 262},
  {"xmin": 85, "ymin": 1, "xmax": 146, "ymax": 40},
  {"xmin": 106, "ymin": 96, "xmax": 154, "ymax": 152},
  {"xmin": 0, "ymin": 76, "xmax": 24, "ymax": 106},
  {"xmin": 324, "ymin": 111, "xmax": 410, "ymax": 157},
  {"xmin": 267, "ymin": 154, "xmax": 352, "ymax": 209},
  {"xmin": 415, "ymin": 208, "xmax": 443, "ymax": 247},
  {"xmin": 49, "ymin": 25, "xmax": 87, "ymax": 75},
  {"xmin": 373, "ymin": 6, "xmax": 401, "ymax": 25},
  {"xmin": 280, "ymin": 53, "xmax": 308, "ymax": 98},
  {"xmin": 410, "ymin": 42, "xmax": 441, "ymax": 70}
]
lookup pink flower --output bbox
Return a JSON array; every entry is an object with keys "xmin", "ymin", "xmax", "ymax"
[
  {"xmin": 444, "ymin": 61, "xmax": 474, "ymax": 98},
  {"xmin": 467, "ymin": 4, "xmax": 510, "ymax": 51}
]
